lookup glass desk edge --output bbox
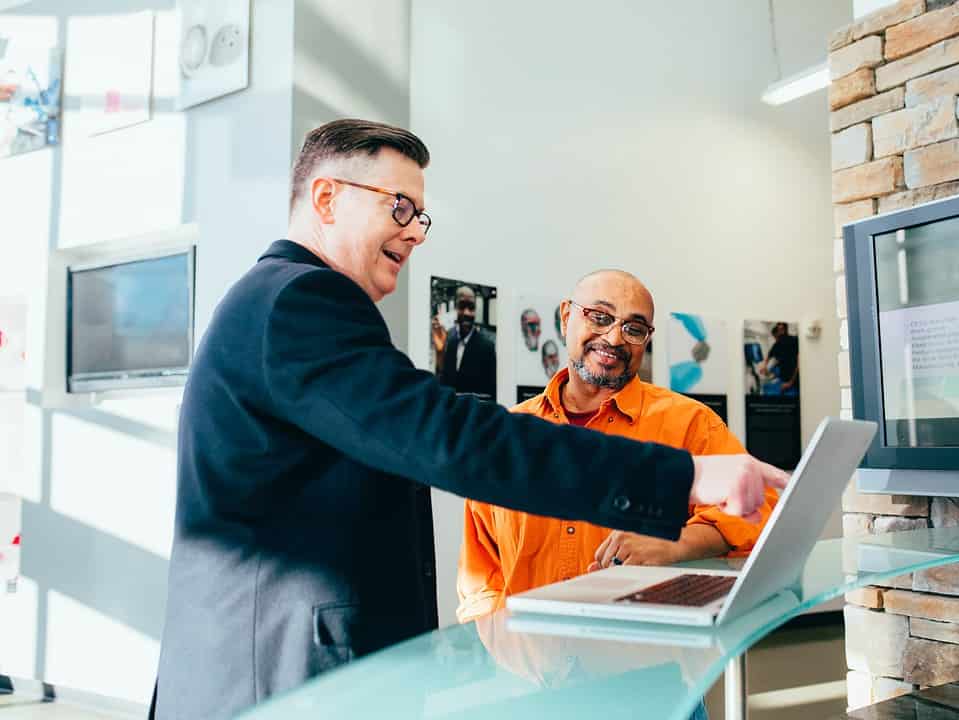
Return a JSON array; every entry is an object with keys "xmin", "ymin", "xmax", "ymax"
[{"xmin": 242, "ymin": 527, "xmax": 959, "ymax": 720}]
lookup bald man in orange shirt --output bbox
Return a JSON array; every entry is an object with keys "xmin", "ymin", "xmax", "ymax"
[{"xmin": 457, "ymin": 270, "xmax": 779, "ymax": 622}]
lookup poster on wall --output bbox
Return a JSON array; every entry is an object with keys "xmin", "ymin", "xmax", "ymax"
[
  {"xmin": 744, "ymin": 320, "xmax": 801, "ymax": 470},
  {"xmin": 430, "ymin": 277, "xmax": 497, "ymax": 402},
  {"xmin": 176, "ymin": 0, "xmax": 250, "ymax": 110},
  {"xmin": 0, "ymin": 396, "xmax": 25, "ymax": 497},
  {"xmin": 668, "ymin": 312, "xmax": 729, "ymax": 423},
  {"xmin": 71, "ymin": 12, "xmax": 154, "ymax": 136},
  {"xmin": 0, "ymin": 300, "xmax": 27, "ymax": 496},
  {"xmin": 0, "ymin": 299, "xmax": 26, "ymax": 391},
  {"xmin": 0, "ymin": 38, "xmax": 62, "ymax": 158},
  {"xmin": 515, "ymin": 296, "xmax": 567, "ymax": 404}
]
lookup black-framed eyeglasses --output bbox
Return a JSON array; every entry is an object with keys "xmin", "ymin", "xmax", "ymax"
[
  {"xmin": 569, "ymin": 300, "xmax": 654, "ymax": 345},
  {"xmin": 332, "ymin": 178, "xmax": 431, "ymax": 234}
]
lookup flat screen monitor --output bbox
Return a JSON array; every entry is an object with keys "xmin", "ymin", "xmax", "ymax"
[
  {"xmin": 67, "ymin": 249, "xmax": 195, "ymax": 393},
  {"xmin": 844, "ymin": 194, "xmax": 959, "ymax": 471}
]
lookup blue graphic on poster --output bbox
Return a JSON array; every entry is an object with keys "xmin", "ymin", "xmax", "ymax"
[
  {"xmin": 668, "ymin": 313, "xmax": 727, "ymax": 394},
  {"xmin": 668, "ymin": 312, "xmax": 728, "ymax": 422}
]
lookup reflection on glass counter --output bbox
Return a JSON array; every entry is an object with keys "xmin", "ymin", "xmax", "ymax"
[{"xmin": 242, "ymin": 528, "xmax": 959, "ymax": 720}]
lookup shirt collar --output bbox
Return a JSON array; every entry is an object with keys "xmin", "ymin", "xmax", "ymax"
[
  {"xmin": 452, "ymin": 325, "xmax": 475, "ymax": 344},
  {"xmin": 542, "ymin": 367, "xmax": 646, "ymax": 423},
  {"xmin": 258, "ymin": 239, "xmax": 329, "ymax": 268}
]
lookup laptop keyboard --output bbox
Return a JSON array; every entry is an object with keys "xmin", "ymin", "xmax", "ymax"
[{"xmin": 615, "ymin": 574, "xmax": 736, "ymax": 607}]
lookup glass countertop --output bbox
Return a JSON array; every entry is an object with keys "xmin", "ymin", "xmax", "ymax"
[{"xmin": 242, "ymin": 528, "xmax": 959, "ymax": 720}]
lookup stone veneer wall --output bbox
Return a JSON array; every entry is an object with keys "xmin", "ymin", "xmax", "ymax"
[{"xmin": 829, "ymin": 0, "xmax": 959, "ymax": 710}]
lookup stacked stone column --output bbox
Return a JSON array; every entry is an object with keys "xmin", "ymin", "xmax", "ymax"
[{"xmin": 829, "ymin": 0, "xmax": 959, "ymax": 709}]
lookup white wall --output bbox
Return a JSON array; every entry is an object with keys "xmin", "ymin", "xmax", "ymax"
[
  {"xmin": 409, "ymin": 0, "xmax": 851, "ymax": 626},
  {"xmin": 292, "ymin": 0, "xmax": 412, "ymax": 349},
  {"xmin": 0, "ymin": 0, "xmax": 294, "ymax": 702}
]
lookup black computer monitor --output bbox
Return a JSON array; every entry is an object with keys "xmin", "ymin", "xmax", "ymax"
[
  {"xmin": 66, "ymin": 248, "xmax": 196, "ymax": 393},
  {"xmin": 844, "ymin": 194, "xmax": 959, "ymax": 476}
]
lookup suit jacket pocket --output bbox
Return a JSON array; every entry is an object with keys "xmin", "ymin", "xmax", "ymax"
[{"xmin": 312, "ymin": 603, "xmax": 357, "ymax": 673}]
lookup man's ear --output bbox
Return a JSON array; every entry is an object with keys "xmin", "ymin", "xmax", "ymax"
[
  {"xmin": 560, "ymin": 300, "xmax": 572, "ymax": 338},
  {"xmin": 311, "ymin": 177, "xmax": 337, "ymax": 223}
]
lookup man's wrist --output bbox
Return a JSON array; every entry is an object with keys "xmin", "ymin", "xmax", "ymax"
[
  {"xmin": 680, "ymin": 524, "xmax": 732, "ymax": 560},
  {"xmin": 670, "ymin": 536, "xmax": 695, "ymax": 563}
]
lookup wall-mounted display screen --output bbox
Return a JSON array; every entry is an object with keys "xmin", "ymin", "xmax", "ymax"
[
  {"xmin": 874, "ymin": 218, "xmax": 959, "ymax": 449},
  {"xmin": 845, "ymin": 194, "xmax": 959, "ymax": 476},
  {"xmin": 67, "ymin": 250, "xmax": 194, "ymax": 392}
]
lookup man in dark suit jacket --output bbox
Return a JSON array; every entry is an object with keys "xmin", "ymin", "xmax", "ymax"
[
  {"xmin": 435, "ymin": 285, "xmax": 497, "ymax": 400},
  {"xmin": 154, "ymin": 119, "xmax": 787, "ymax": 719}
]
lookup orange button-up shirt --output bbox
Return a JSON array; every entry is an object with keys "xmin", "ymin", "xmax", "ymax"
[{"xmin": 456, "ymin": 368, "xmax": 778, "ymax": 623}]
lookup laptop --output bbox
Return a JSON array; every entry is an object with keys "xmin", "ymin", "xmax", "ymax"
[
  {"xmin": 506, "ymin": 589, "xmax": 800, "ymax": 649},
  {"xmin": 506, "ymin": 417, "xmax": 877, "ymax": 627}
]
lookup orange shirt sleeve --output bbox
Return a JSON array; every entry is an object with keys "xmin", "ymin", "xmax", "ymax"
[
  {"xmin": 456, "ymin": 499, "xmax": 506, "ymax": 623},
  {"xmin": 683, "ymin": 409, "xmax": 779, "ymax": 556},
  {"xmin": 457, "ymin": 399, "xmax": 544, "ymax": 623}
]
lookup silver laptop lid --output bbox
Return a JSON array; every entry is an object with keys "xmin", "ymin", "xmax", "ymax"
[{"xmin": 715, "ymin": 417, "xmax": 877, "ymax": 624}]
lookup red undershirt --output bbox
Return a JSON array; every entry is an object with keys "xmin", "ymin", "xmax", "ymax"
[{"xmin": 563, "ymin": 408, "xmax": 597, "ymax": 427}]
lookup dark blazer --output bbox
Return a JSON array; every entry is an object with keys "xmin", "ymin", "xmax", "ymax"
[
  {"xmin": 155, "ymin": 240, "xmax": 694, "ymax": 719},
  {"xmin": 438, "ymin": 328, "xmax": 497, "ymax": 399}
]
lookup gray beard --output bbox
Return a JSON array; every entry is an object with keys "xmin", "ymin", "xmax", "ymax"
[{"xmin": 570, "ymin": 357, "xmax": 632, "ymax": 391}]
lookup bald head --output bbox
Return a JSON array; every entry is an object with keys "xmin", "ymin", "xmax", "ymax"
[
  {"xmin": 561, "ymin": 268, "xmax": 654, "ymax": 392},
  {"xmin": 571, "ymin": 269, "xmax": 655, "ymax": 324}
]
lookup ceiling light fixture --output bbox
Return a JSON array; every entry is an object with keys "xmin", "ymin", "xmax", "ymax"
[
  {"xmin": 760, "ymin": 0, "xmax": 829, "ymax": 106},
  {"xmin": 761, "ymin": 62, "xmax": 830, "ymax": 105}
]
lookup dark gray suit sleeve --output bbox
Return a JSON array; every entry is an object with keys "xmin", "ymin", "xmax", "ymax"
[{"xmin": 263, "ymin": 269, "xmax": 695, "ymax": 540}]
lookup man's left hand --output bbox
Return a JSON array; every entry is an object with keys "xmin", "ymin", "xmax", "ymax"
[{"xmin": 588, "ymin": 531, "xmax": 682, "ymax": 572}]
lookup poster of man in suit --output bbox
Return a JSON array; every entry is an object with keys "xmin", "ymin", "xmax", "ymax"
[{"xmin": 430, "ymin": 276, "xmax": 497, "ymax": 402}]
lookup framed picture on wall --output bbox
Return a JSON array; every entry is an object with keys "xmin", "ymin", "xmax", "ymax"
[
  {"xmin": 70, "ymin": 11, "xmax": 155, "ymax": 136},
  {"xmin": 668, "ymin": 312, "xmax": 729, "ymax": 422},
  {"xmin": 0, "ymin": 39, "xmax": 62, "ymax": 158},
  {"xmin": 430, "ymin": 276, "xmax": 497, "ymax": 402},
  {"xmin": 0, "ymin": 299, "xmax": 27, "ymax": 497},
  {"xmin": 0, "ymin": 298, "xmax": 26, "ymax": 392},
  {"xmin": 744, "ymin": 319, "xmax": 801, "ymax": 470},
  {"xmin": 515, "ymin": 295, "xmax": 568, "ymax": 391}
]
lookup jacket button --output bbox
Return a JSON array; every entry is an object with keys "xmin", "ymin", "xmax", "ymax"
[
  {"xmin": 553, "ymin": 413, "xmax": 560, "ymax": 419},
  {"xmin": 607, "ymin": 416, "xmax": 614, "ymax": 423},
  {"xmin": 566, "ymin": 526, "xmax": 575, "ymax": 535},
  {"xmin": 613, "ymin": 495, "xmax": 631, "ymax": 511}
]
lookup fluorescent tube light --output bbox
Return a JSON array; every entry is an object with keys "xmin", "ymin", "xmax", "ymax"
[{"xmin": 761, "ymin": 61, "xmax": 829, "ymax": 105}]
